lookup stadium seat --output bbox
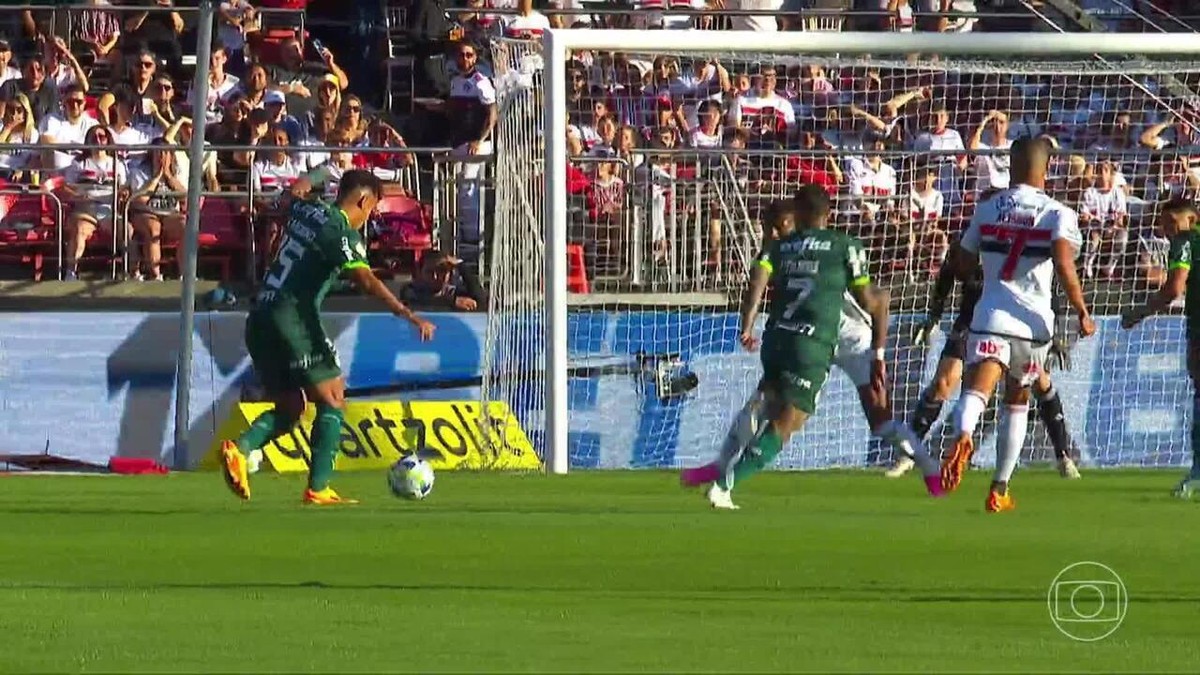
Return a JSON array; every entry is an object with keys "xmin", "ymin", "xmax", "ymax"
[{"xmin": 372, "ymin": 194, "xmax": 433, "ymax": 273}]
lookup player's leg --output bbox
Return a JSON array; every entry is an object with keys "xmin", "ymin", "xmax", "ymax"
[
  {"xmin": 680, "ymin": 383, "xmax": 766, "ymax": 488},
  {"xmin": 707, "ymin": 339, "xmax": 828, "ymax": 509},
  {"xmin": 219, "ymin": 317, "xmax": 306, "ymax": 500},
  {"xmin": 987, "ymin": 375, "xmax": 1029, "ymax": 513},
  {"xmin": 1031, "ymin": 370, "xmax": 1080, "ymax": 479},
  {"xmin": 910, "ymin": 335, "xmax": 965, "ymax": 442},
  {"xmin": 941, "ymin": 333, "xmax": 1007, "ymax": 491},
  {"xmin": 1175, "ymin": 339, "xmax": 1200, "ymax": 498},
  {"xmin": 300, "ymin": 336, "xmax": 357, "ymax": 505}
]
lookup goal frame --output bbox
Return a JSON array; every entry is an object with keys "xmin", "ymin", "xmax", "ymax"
[{"xmin": 540, "ymin": 29, "xmax": 1195, "ymax": 475}]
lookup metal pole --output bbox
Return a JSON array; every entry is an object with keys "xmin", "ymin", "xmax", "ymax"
[{"xmin": 174, "ymin": 0, "xmax": 215, "ymax": 471}]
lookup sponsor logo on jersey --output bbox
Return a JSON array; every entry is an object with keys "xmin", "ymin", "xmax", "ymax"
[
  {"xmin": 781, "ymin": 237, "xmax": 834, "ymax": 253},
  {"xmin": 976, "ymin": 339, "xmax": 1002, "ymax": 356}
]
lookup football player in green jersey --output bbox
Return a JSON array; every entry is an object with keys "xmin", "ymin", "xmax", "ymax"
[
  {"xmin": 1121, "ymin": 197, "xmax": 1200, "ymax": 498},
  {"xmin": 219, "ymin": 169, "xmax": 437, "ymax": 505},
  {"xmin": 701, "ymin": 186, "xmax": 934, "ymax": 509}
]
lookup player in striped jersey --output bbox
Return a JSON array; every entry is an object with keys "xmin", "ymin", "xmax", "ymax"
[
  {"xmin": 941, "ymin": 136, "xmax": 1095, "ymax": 512},
  {"xmin": 896, "ymin": 246, "xmax": 1084, "ymax": 480}
]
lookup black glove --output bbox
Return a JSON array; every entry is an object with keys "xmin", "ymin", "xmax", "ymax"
[
  {"xmin": 1048, "ymin": 335, "xmax": 1072, "ymax": 371},
  {"xmin": 912, "ymin": 315, "xmax": 939, "ymax": 347}
]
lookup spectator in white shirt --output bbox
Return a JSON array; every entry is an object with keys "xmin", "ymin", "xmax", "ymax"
[
  {"xmin": 727, "ymin": 0, "xmax": 784, "ymax": 30},
  {"xmin": 502, "ymin": 0, "xmax": 552, "ymax": 37},
  {"xmin": 39, "ymin": 83, "xmax": 99, "ymax": 171},
  {"xmin": 0, "ymin": 93, "xmax": 38, "ymax": 181},
  {"xmin": 251, "ymin": 125, "xmax": 303, "ymax": 201},
  {"xmin": 60, "ymin": 124, "xmax": 125, "ymax": 279},
  {"xmin": 909, "ymin": 163, "xmax": 947, "ymax": 272},
  {"xmin": 106, "ymin": 86, "xmax": 154, "ymax": 172},
  {"xmin": 40, "ymin": 35, "xmax": 89, "ymax": 96},
  {"xmin": 1081, "ymin": 160, "xmax": 1129, "ymax": 279},
  {"xmin": 689, "ymin": 100, "xmax": 723, "ymax": 148},
  {"xmin": 910, "ymin": 105, "xmax": 967, "ymax": 203},
  {"xmin": 205, "ymin": 41, "xmax": 241, "ymax": 124},
  {"xmin": 127, "ymin": 138, "xmax": 188, "ymax": 280},
  {"xmin": 968, "ymin": 109, "xmax": 1012, "ymax": 197},
  {"xmin": 217, "ymin": 0, "xmax": 254, "ymax": 76},
  {"xmin": 847, "ymin": 137, "xmax": 898, "ymax": 220},
  {"xmin": 729, "ymin": 65, "xmax": 795, "ymax": 143}
]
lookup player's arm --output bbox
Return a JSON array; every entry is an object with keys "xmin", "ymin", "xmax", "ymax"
[
  {"xmin": 738, "ymin": 260, "xmax": 771, "ymax": 350},
  {"xmin": 851, "ymin": 282, "xmax": 889, "ymax": 355},
  {"xmin": 913, "ymin": 246, "xmax": 957, "ymax": 344},
  {"xmin": 1050, "ymin": 210, "xmax": 1095, "ymax": 337},
  {"xmin": 1123, "ymin": 239, "xmax": 1189, "ymax": 329},
  {"xmin": 345, "ymin": 266, "xmax": 435, "ymax": 341}
]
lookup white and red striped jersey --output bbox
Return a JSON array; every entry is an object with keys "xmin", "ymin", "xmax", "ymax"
[
  {"xmin": 894, "ymin": 2, "xmax": 915, "ymax": 31},
  {"xmin": 636, "ymin": 0, "xmax": 703, "ymax": 29},
  {"xmin": 909, "ymin": 187, "xmax": 944, "ymax": 221},
  {"xmin": 252, "ymin": 156, "xmax": 303, "ymax": 193},
  {"xmin": 1080, "ymin": 186, "xmax": 1127, "ymax": 225},
  {"xmin": 960, "ymin": 184, "xmax": 1081, "ymax": 341},
  {"xmin": 502, "ymin": 11, "xmax": 551, "ymax": 38},
  {"xmin": 689, "ymin": 125, "xmax": 722, "ymax": 148},
  {"xmin": 846, "ymin": 158, "xmax": 897, "ymax": 198},
  {"xmin": 729, "ymin": 92, "xmax": 795, "ymax": 135},
  {"xmin": 591, "ymin": 175, "xmax": 625, "ymax": 214}
]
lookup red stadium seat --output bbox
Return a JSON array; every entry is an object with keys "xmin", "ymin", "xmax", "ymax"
[{"xmin": 372, "ymin": 195, "xmax": 433, "ymax": 273}]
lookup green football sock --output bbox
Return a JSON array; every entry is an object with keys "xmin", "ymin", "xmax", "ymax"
[
  {"xmin": 718, "ymin": 424, "xmax": 784, "ymax": 491},
  {"xmin": 235, "ymin": 410, "xmax": 296, "ymax": 456},
  {"xmin": 309, "ymin": 406, "xmax": 344, "ymax": 491},
  {"xmin": 1191, "ymin": 394, "xmax": 1200, "ymax": 478}
]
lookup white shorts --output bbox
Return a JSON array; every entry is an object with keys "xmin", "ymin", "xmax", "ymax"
[
  {"xmin": 834, "ymin": 321, "xmax": 873, "ymax": 388},
  {"xmin": 965, "ymin": 332, "xmax": 1050, "ymax": 387}
]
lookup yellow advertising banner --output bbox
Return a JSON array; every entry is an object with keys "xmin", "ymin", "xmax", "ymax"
[{"xmin": 200, "ymin": 401, "xmax": 540, "ymax": 472}]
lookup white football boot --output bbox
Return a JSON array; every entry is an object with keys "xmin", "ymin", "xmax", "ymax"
[{"xmin": 706, "ymin": 483, "xmax": 740, "ymax": 510}]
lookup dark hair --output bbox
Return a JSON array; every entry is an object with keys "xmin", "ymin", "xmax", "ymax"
[
  {"xmin": 793, "ymin": 183, "xmax": 831, "ymax": 223},
  {"xmin": 1011, "ymin": 135, "xmax": 1052, "ymax": 180},
  {"xmin": 336, "ymin": 169, "xmax": 383, "ymax": 203},
  {"xmin": 62, "ymin": 82, "xmax": 85, "ymax": 98},
  {"xmin": 1162, "ymin": 197, "xmax": 1199, "ymax": 219},
  {"xmin": 763, "ymin": 198, "xmax": 795, "ymax": 233},
  {"xmin": 211, "ymin": 38, "xmax": 227, "ymax": 55}
]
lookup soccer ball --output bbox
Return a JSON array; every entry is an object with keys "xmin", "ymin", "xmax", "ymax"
[{"xmin": 388, "ymin": 455, "xmax": 435, "ymax": 500}]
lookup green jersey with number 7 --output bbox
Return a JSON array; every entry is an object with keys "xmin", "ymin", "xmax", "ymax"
[
  {"xmin": 758, "ymin": 227, "xmax": 871, "ymax": 349},
  {"xmin": 254, "ymin": 199, "xmax": 371, "ymax": 314}
]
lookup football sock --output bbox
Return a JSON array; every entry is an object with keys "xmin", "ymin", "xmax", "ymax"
[
  {"xmin": 718, "ymin": 424, "xmax": 784, "ymax": 491},
  {"xmin": 719, "ymin": 392, "xmax": 765, "ymax": 467},
  {"xmin": 235, "ymin": 409, "xmax": 299, "ymax": 456},
  {"xmin": 1191, "ymin": 392, "xmax": 1200, "ymax": 479},
  {"xmin": 910, "ymin": 392, "xmax": 944, "ymax": 442},
  {"xmin": 309, "ymin": 404, "xmax": 344, "ymax": 491},
  {"xmin": 876, "ymin": 419, "xmax": 938, "ymax": 476},
  {"xmin": 954, "ymin": 390, "xmax": 989, "ymax": 437},
  {"xmin": 992, "ymin": 404, "xmax": 1029, "ymax": 493},
  {"xmin": 1036, "ymin": 385, "xmax": 1072, "ymax": 461}
]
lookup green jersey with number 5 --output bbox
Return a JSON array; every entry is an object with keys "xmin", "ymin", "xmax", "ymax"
[
  {"xmin": 253, "ymin": 199, "xmax": 371, "ymax": 316},
  {"xmin": 758, "ymin": 228, "xmax": 870, "ymax": 348}
]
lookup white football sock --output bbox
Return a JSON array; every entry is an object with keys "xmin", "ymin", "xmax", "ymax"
[
  {"xmin": 994, "ymin": 403, "xmax": 1029, "ymax": 485},
  {"xmin": 718, "ymin": 392, "xmax": 765, "ymax": 466},
  {"xmin": 876, "ymin": 419, "xmax": 938, "ymax": 476},
  {"xmin": 954, "ymin": 389, "xmax": 989, "ymax": 437}
]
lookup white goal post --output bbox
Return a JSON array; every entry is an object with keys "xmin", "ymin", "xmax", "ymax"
[{"xmin": 516, "ymin": 30, "xmax": 1200, "ymax": 475}]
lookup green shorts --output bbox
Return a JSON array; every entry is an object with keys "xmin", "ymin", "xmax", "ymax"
[
  {"xmin": 759, "ymin": 331, "xmax": 834, "ymax": 415},
  {"xmin": 245, "ymin": 309, "xmax": 342, "ymax": 393}
]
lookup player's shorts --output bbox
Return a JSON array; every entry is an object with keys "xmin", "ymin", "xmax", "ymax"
[
  {"xmin": 965, "ymin": 331, "xmax": 1050, "ymax": 387},
  {"xmin": 244, "ymin": 308, "xmax": 342, "ymax": 393},
  {"xmin": 939, "ymin": 327, "xmax": 968, "ymax": 362},
  {"xmin": 834, "ymin": 320, "xmax": 873, "ymax": 388},
  {"xmin": 760, "ymin": 331, "xmax": 834, "ymax": 415}
]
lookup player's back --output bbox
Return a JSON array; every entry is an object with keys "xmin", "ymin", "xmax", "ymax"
[
  {"xmin": 765, "ymin": 227, "xmax": 867, "ymax": 348},
  {"xmin": 963, "ymin": 184, "xmax": 1081, "ymax": 341},
  {"xmin": 253, "ymin": 199, "xmax": 365, "ymax": 315}
]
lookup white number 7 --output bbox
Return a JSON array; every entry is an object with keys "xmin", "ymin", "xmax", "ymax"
[
  {"xmin": 782, "ymin": 278, "xmax": 815, "ymax": 319},
  {"xmin": 265, "ymin": 235, "xmax": 306, "ymax": 289}
]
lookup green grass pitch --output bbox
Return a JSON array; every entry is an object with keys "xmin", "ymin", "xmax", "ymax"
[{"xmin": 1, "ymin": 469, "xmax": 1197, "ymax": 673}]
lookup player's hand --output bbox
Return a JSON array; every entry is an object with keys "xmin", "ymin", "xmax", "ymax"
[
  {"xmin": 412, "ymin": 317, "xmax": 436, "ymax": 341},
  {"xmin": 911, "ymin": 315, "xmax": 938, "ymax": 346},
  {"xmin": 454, "ymin": 296, "xmax": 477, "ymax": 311},
  {"xmin": 1048, "ymin": 336, "xmax": 1072, "ymax": 371},
  {"xmin": 870, "ymin": 358, "xmax": 889, "ymax": 397},
  {"xmin": 1078, "ymin": 312, "xmax": 1097, "ymax": 338},
  {"xmin": 739, "ymin": 330, "xmax": 759, "ymax": 351}
]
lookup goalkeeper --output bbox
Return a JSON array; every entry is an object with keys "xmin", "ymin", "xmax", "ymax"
[
  {"xmin": 900, "ymin": 240, "xmax": 1081, "ymax": 479},
  {"xmin": 1121, "ymin": 198, "xmax": 1200, "ymax": 498}
]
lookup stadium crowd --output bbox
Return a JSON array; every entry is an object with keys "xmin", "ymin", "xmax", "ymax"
[{"xmin": 0, "ymin": 0, "xmax": 1198, "ymax": 296}]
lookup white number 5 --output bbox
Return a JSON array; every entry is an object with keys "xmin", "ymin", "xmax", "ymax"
[{"xmin": 265, "ymin": 235, "xmax": 306, "ymax": 289}]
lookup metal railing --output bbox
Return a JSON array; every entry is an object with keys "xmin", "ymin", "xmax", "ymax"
[{"xmin": 0, "ymin": 142, "xmax": 490, "ymax": 282}]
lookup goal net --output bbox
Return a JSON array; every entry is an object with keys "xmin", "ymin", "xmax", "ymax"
[{"xmin": 485, "ymin": 31, "xmax": 1200, "ymax": 473}]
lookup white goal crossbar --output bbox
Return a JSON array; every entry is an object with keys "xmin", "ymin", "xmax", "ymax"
[{"xmin": 540, "ymin": 29, "xmax": 1200, "ymax": 475}]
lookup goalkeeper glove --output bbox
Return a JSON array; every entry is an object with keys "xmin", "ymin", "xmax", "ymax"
[
  {"xmin": 912, "ymin": 315, "xmax": 939, "ymax": 347},
  {"xmin": 1048, "ymin": 335, "xmax": 1072, "ymax": 372}
]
